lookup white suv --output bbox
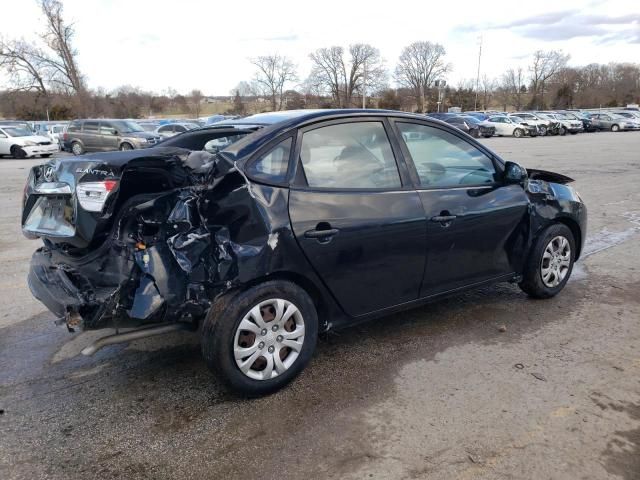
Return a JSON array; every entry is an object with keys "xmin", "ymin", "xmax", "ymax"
[{"xmin": 0, "ymin": 125, "xmax": 59, "ymax": 159}]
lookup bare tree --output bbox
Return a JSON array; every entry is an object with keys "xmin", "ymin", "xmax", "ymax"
[
  {"xmin": 0, "ymin": 39, "xmax": 50, "ymax": 96},
  {"xmin": 529, "ymin": 50, "xmax": 570, "ymax": 109},
  {"xmin": 480, "ymin": 75, "xmax": 495, "ymax": 110},
  {"xmin": 189, "ymin": 89, "xmax": 204, "ymax": 117},
  {"xmin": 395, "ymin": 41, "xmax": 450, "ymax": 112},
  {"xmin": 250, "ymin": 54, "xmax": 297, "ymax": 111},
  {"xmin": 501, "ymin": 67, "xmax": 526, "ymax": 111},
  {"xmin": 35, "ymin": 0, "xmax": 84, "ymax": 95},
  {"xmin": 308, "ymin": 44, "xmax": 386, "ymax": 108}
]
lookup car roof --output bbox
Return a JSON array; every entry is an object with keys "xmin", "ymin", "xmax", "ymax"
[{"xmin": 222, "ymin": 108, "xmax": 475, "ymax": 161}]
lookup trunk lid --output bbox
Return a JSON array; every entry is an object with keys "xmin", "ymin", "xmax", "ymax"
[{"xmin": 22, "ymin": 147, "xmax": 191, "ymax": 250}]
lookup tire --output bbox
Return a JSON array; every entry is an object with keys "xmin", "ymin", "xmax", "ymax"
[
  {"xmin": 483, "ymin": 134, "xmax": 493, "ymax": 138},
  {"xmin": 41, "ymin": 154, "xmax": 52, "ymax": 158},
  {"xmin": 559, "ymin": 126, "xmax": 567, "ymax": 136},
  {"xmin": 119, "ymin": 142, "xmax": 134, "ymax": 151},
  {"xmin": 11, "ymin": 146, "xmax": 26, "ymax": 159},
  {"xmin": 201, "ymin": 280, "xmax": 319, "ymax": 396},
  {"xmin": 513, "ymin": 128, "xmax": 524, "ymax": 138},
  {"xmin": 470, "ymin": 129, "xmax": 480, "ymax": 138},
  {"xmin": 71, "ymin": 142, "xmax": 84, "ymax": 155},
  {"xmin": 519, "ymin": 223, "xmax": 575, "ymax": 299},
  {"xmin": 611, "ymin": 124, "xmax": 620, "ymax": 132},
  {"xmin": 570, "ymin": 131, "xmax": 578, "ymax": 135},
  {"xmin": 539, "ymin": 126, "xmax": 547, "ymax": 136}
]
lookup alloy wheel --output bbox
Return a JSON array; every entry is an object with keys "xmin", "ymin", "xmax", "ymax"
[
  {"xmin": 540, "ymin": 235, "xmax": 571, "ymax": 288},
  {"xmin": 233, "ymin": 298, "xmax": 305, "ymax": 381},
  {"xmin": 72, "ymin": 143, "xmax": 82, "ymax": 155}
]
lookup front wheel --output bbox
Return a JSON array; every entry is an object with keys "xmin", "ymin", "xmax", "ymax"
[
  {"xmin": 519, "ymin": 223, "xmax": 575, "ymax": 299},
  {"xmin": 119, "ymin": 142, "xmax": 134, "ymax": 151},
  {"xmin": 513, "ymin": 128, "xmax": 524, "ymax": 138},
  {"xmin": 201, "ymin": 280, "xmax": 318, "ymax": 396},
  {"xmin": 40, "ymin": 154, "xmax": 52, "ymax": 158},
  {"xmin": 11, "ymin": 146, "xmax": 27, "ymax": 159},
  {"xmin": 611, "ymin": 124, "xmax": 620, "ymax": 132},
  {"xmin": 539, "ymin": 126, "xmax": 547, "ymax": 136},
  {"xmin": 470, "ymin": 128, "xmax": 480, "ymax": 138}
]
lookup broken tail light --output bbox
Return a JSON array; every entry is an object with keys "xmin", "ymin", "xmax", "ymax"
[{"xmin": 76, "ymin": 180, "xmax": 118, "ymax": 212}]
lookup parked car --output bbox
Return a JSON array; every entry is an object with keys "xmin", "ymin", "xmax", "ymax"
[
  {"xmin": 23, "ymin": 109, "xmax": 586, "ymax": 395},
  {"xmin": 546, "ymin": 113, "xmax": 584, "ymax": 134},
  {"xmin": 137, "ymin": 121, "xmax": 161, "ymax": 132},
  {"xmin": 0, "ymin": 125, "xmax": 59, "ymax": 158},
  {"xmin": 587, "ymin": 112, "xmax": 640, "ymax": 132},
  {"xmin": 611, "ymin": 111, "xmax": 640, "ymax": 125},
  {"xmin": 155, "ymin": 125, "xmax": 255, "ymax": 151},
  {"xmin": 567, "ymin": 112, "xmax": 597, "ymax": 132},
  {"xmin": 444, "ymin": 115, "xmax": 495, "ymax": 138},
  {"xmin": 155, "ymin": 122, "xmax": 201, "ymax": 139},
  {"xmin": 46, "ymin": 124, "xmax": 68, "ymax": 148},
  {"xmin": 508, "ymin": 113, "xmax": 552, "ymax": 135},
  {"xmin": 487, "ymin": 116, "xmax": 538, "ymax": 137},
  {"xmin": 62, "ymin": 119, "xmax": 163, "ymax": 155}
]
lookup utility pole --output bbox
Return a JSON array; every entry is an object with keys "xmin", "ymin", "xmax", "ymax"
[
  {"xmin": 362, "ymin": 60, "xmax": 367, "ymax": 109},
  {"xmin": 474, "ymin": 36, "xmax": 483, "ymax": 111}
]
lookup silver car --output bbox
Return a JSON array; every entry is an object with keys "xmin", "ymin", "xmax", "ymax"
[{"xmin": 588, "ymin": 112, "xmax": 640, "ymax": 132}]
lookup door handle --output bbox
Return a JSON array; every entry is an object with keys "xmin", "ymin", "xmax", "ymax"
[
  {"xmin": 304, "ymin": 228, "xmax": 340, "ymax": 239},
  {"xmin": 430, "ymin": 215, "xmax": 457, "ymax": 223}
]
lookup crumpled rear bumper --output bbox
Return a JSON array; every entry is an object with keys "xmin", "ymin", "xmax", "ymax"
[{"xmin": 28, "ymin": 252, "xmax": 86, "ymax": 319}]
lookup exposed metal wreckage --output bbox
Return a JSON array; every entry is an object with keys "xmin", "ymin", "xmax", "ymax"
[{"xmin": 26, "ymin": 149, "xmax": 281, "ymax": 350}]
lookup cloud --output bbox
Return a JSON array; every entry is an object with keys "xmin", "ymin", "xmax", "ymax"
[{"xmin": 458, "ymin": 10, "xmax": 640, "ymax": 42}]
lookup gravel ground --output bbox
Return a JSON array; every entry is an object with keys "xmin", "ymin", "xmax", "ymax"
[{"xmin": 1, "ymin": 132, "xmax": 639, "ymax": 480}]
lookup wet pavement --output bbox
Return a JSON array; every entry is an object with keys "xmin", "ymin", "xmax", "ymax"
[{"xmin": 1, "ymin": 132, "xmax": 639, "ymax": 479}]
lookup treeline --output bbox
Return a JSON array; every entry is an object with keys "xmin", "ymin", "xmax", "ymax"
[{"xmin": 1, "ymin": 1, "xmax": 639, "ymax": 120}]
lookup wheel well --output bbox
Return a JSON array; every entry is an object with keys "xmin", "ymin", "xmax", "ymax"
[
  {"xmin": 555, "ymin": 217, "xmax": 583, "ymax": 260},
  {"xmin": 239, "ymin": 271, "xmax": 329, "ymax": 329}
]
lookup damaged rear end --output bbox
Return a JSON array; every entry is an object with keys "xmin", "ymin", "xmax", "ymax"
[{"xmin": 23, "ymin": 148, "xmax": 242, "ymax": 332}]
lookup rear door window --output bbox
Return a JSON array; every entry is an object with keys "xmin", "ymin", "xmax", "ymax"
[
  {"xmin": 299, "ymin": 122, "xmax": 401, "ymax": 189},
  {"xmin": 83, "ymin": 121, "xmax": 100, "ymax": 132}
]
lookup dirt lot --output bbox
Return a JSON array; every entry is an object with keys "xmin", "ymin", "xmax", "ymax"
[{"xmin": 1, "ymin": 132, "xmax": 639, "ymax": 480}]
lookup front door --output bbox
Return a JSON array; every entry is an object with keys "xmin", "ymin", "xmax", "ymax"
[
  {"xmin": 288, "ymin": 120, "xmax": 426, "ymax": 317},
  {"xmin": 99, "ymin": 121, "xmax": 119, "ymax": 151},
  {"xmin": 393, "ymin": 121, "xmax": 529, "ymax": 296}
]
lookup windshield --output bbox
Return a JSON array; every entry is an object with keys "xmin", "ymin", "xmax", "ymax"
[
  {"xmin": 112, "ymin": 121, "xmax": 145, "ymax": 133},
  {"xmin": 556, "ymin": 113, "xmax": 575, "ymax": 120},
  {"xmin": 2, "ymin": 127, "xmax": 33, "ymax": 137},
  {"xmin": 510, "ymin": 116, "xmax": 524, "ymax": 122},
  {"xmin": 461, "ymin": 116, "xmax": 481, "ymax": 124}
]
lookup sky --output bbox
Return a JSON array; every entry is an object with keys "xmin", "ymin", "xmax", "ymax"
[{"xmin": 1, "ymin": 0, "xmax": 639, "ymax": 95}]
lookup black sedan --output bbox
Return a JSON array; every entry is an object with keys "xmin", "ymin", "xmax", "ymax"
[{"xmin": 23, "ymin": 109, "xmax": 586, "ymax": 396}]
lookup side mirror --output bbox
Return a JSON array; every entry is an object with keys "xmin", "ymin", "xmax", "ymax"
[{"xmin": 504, "ymin": 161, "xmax": 527, "ymax": 184}]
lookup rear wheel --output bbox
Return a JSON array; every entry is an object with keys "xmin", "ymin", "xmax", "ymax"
[
  {"xmin": 11, "ymin": 146, "xmax": 26, "ymax": 159},
  {"xmin": 71, "ymin": 142, "xmax": 83, "ymax": 155},
  {"xmin": 201, "ymin": 280, "xmax": 318, "ymax": 396},
  {"xmin": 519, "ymin": 223, "xmax": 575, "ymax": 299},
  {"xmin": 513, "ymin": 128, "xmax": 524, "ymax": 138}
]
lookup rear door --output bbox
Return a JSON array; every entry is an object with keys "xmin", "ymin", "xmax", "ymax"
[
  {"xmin": 80, "ymin": 121, "xmax": 101, "ymax": 151},
  {"xmin": 288, "ymin": 119, "xmax": 426, "ymax": 317},
  {"xmin": 392, "ymin": 120, "xmax": 529, "ymax": 296}
]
